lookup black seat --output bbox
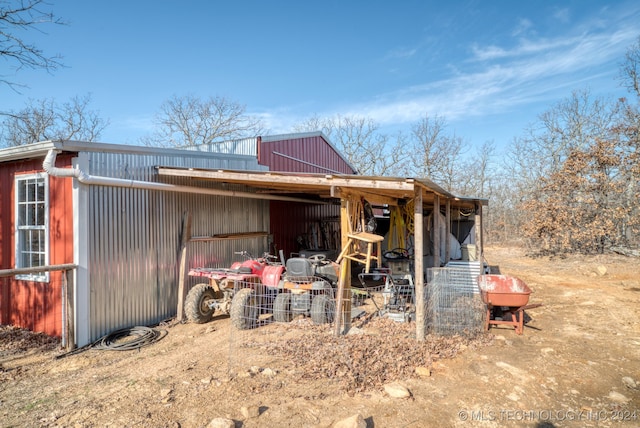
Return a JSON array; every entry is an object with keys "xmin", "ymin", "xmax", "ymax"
[{"xmin": 286, "ymin": 258, "xmax": 314, "ymax": 277}]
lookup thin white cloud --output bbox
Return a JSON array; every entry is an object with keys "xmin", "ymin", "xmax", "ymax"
[
  {"xmin": 385, "ymin": 47, "xmax": 418, "ymax": 60},
  {"xmin": 351, "ymin": 26, "xmax": 640, "ymax": 126},
  {"xmin": 471, "ymin": 45, "xmax": 509, "ymax": 61},
  {"xmin": 471, "ymin": 36, "xmax": 580, "ymax": 62},
  {"xmin": 553, "ymin": 8, "xmax": 570, "ymax": 23},
  {"xmin": 511, "ymin": 18, "xmax": 534, "ymax": 37},
  {"xmin": 260, "ymin": 3, "xmax": 640, "ymax": 136}
]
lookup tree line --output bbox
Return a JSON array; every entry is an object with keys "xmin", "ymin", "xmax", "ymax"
[{"xmin": 2, "ymin": 1, "xmax": 639, "ymax": 255}]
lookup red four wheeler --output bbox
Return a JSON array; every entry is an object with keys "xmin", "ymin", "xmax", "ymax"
[{"xmin": 185, "ymin": 251, "xmax": 284, "ymax": 328}]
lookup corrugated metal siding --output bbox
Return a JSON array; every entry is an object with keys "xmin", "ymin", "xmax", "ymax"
[
  {"xmin": 181, "ymin": 137, "xmax": 259, "ymax": 157},
  {"xmin": 0, "ymin": 154, "xmax": 74, "ymax": 336},
  {"xmin": 259, "ymin": 135, "xmax": 356, "ymax": 174},
  {"xmin": 84, "ymin": 151, "xmax": 269, "ymax": 341}
]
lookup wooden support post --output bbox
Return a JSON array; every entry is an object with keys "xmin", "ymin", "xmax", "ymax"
[
  {"xmin": 334, "ymin": 198, "xmax": 352, "ymax": 336},
  {"xmin": 432, "ymin": 194, "xmax": 441, "ymax": 267},
  {"xmin": 334, "ymin": 259, "xmax": 349, "ymax": 336},
  {"xmin": 343, "ymin": 260, "xmax": 352, "ymax": 334},
  {"xmin": 475, "ymin": 202, "xmax": 484, "ymax": 261},
  {"xmin": 414, "ymin": 189, "xmax": 425, "ymax": 341},
  {"xmin": 176, "ymin": 211, "xmax": 192, "ymax": 322},
  {"xmin": 445, "ymin": 198, "xmax": 451, "ymax": 263}
]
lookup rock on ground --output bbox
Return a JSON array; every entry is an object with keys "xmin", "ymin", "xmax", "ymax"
[{"xmin": 334, "ymin": 413, "xmax": 367, "ymax": 428}]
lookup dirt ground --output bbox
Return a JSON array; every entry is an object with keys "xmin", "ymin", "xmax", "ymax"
[{"xmin": 1, "ymin": 245, "xmax": 639, "ymax": 428}]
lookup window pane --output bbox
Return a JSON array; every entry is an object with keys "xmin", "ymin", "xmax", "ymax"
[
  {"xmin": 31, "ymin": 252, "xmax": 40, "ymax": 267},
  {"xmin": 18, "ymin": 204, "xmax": 26, "ymax": 226},
  {"xmin": 19, "ymin": 230, "xmax": 29, "ymax": 266},
  {"xmin": 27, "ymin": 203, "xmax": 34, "ymax": 226},
  {"xmin": 40, "ymin": 230, "xmax": 45, "ymax": 252},
  {"xmin": 36, "ymin": 202, "xmax": 45, "ymax": 226},
  {"xmin": 18, "ymin": 180, "xmax": 26, "ymax": 202},
  {"xmin": 27, "ymin": 180, "xmax": 36, "ymax": 202},
  {"xmin": 38, "ymin": 181, "xmax": 45, "ymax": 202},
  {"xmin": 36, "ymin": 229, "xmax": 44, "ymax": 251}
]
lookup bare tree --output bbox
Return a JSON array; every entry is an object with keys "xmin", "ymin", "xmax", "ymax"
[
  {"xmin": 455, "ymin": 140, "xmax": 495, "ymax": 197},
  {"xmin": 613, "ymin": 97, "xmax": 640, "ymax": 247},
  {"xmin": 619, "ymin": 35, "xmax": 640, "ymax": 98},
  {"xmin": 504, "ymin": 85, "xmax": 640, "ymax": 254},
  {"xmin": 506, "ymin": 89, "xmax": 617, "ymax": 192},
  {"xmin": 0, "ymin": 0, "xmax": 64, "ymax": 91},
  {"xmin": 143, "ymin": 95, "xmax": 266, "ymax": 147},
  {"xmin": 483, "ymin": 174, "xmax": 522, "ymax": 245},
  {"xmin": 0, "ymin": 94, "xmax": 108, "ymax": 146},
  {"xmin": 291, "ymin": 113, "xmax": 331, "ymax": 135},
  {"xmin": 294, "ymin": 114, "xmax": 411, "ymax": 176},
  {"xmin": 409, "ymin": 114, "xmax": 466, "ymax": 191}
]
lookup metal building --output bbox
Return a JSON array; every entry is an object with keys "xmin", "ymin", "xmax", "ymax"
[
  {"xmin": 1, "ymin": 133, "xmax": 487, "ymax": 346},
  {"xmin": 1, "ymin": 133, "xmax": 351, "ymax": 347}
]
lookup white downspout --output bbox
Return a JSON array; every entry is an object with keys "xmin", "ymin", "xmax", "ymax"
[{"xmin": 42, "ymin": 149, "xmax": 325, "ymax": 204}]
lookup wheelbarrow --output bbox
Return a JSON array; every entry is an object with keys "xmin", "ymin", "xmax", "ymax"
[{"xmin": 477, "ymin": 274, "xmax": 542, "ymax": 335}]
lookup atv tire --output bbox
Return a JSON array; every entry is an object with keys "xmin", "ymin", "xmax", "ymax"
[
  {"xmin": 185, "ymin": 283, "xmax": 216, "ymax": 323},
  {"xmin": 273, "ymin": 293, "xmax": 293, "ymax": 323},
  {"xmin": 310, "ymin": 293, "xmax": 336, "ymax": 324},
  {"xmin": 230, "ymin": 288, "xmax": 258, "ymax": 330}
]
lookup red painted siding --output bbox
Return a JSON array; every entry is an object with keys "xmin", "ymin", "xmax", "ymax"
[
  {"xmin": 0, "ymin": 154, "xmax": 74, "ymax": 337},
  {"xmin": 259, "ymin": 135, "xmax": 355, "ymax": 174},
  {"xmin": 270, "ymin": 201, "xmax": 341, "ymax": 259},
  {"xmin": 259, "ymin": 135, "xmax": 352, "ymax": 258}
]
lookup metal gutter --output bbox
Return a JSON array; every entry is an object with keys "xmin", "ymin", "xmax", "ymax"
[
  {"xmin": 42, "ymin": 149, "xmax": 325, "ymax": 204},
  {"xmin": 0, "ymin": 140, "xmax": 264, "ymax": 165}
]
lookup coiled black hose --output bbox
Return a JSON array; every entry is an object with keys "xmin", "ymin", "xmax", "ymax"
[{"xmin": 93, "ymin": 326, "xmax": 167, "ymax": 351}]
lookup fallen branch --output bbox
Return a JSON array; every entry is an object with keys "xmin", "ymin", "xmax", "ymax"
[{"xmin": 610, "ymin": 247, "xmax": 640, "ymax": 257}]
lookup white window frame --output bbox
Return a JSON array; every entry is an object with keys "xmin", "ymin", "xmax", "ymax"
[{"xmin": 14, "ymin": 173, "xmax": 50, "ymax": 282}]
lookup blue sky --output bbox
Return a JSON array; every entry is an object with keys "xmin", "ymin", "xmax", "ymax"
[{"xmin": 3, "ymin": 0, "xmax": 640, "ymax": 152}]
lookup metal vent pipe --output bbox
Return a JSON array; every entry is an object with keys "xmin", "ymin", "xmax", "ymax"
[{"xmin": 42, "ymin": 149, "xmax": 324, "ymax": 204}]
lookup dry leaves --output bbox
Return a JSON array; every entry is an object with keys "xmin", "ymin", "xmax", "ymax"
[
  {"xmin": 248, "ymin": 318, "xmax": 493, "ymax": 393},
  {"xmin": 0, "ymin": 325, "xmax": 59, "ymax": 356}
]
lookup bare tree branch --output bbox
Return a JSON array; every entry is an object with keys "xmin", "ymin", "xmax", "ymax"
[
  {"xmin": 0, "ymin": 94, "xmax": 108, "ymax": 146},
  {"xmin": 409, "ymin": 114, "xmax": 468, "ymax": 191},
  {"xmin": 294, "ymin": 114, "xmax": 411, "ymax": 176},
  {"xmin": 144, "ymin": 94, "xmax": 266, "ymax": 147},
  {"xmin": 619, "ymin": 35, "xmax": 640, "ymax": 98},
  {"xmin": 0, "ymin": 0, "xmax": 65, "ymax": 90}
]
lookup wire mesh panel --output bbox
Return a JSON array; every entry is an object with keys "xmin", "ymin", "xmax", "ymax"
[
  {"xmin": 425, "ymin": 267, "xmax": 486, "ymax": 336},
  {"xmin": 355, "ymin": 268, "xmax": 415, "ymax": 322},
  {"xmin": 228, "ymin": 280, "xmax": 278, "ymax": 330},
  {"xmin": 227, "ymin": 278, "xmax": 338, "ymax": 375}
]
